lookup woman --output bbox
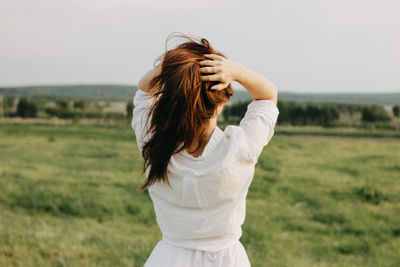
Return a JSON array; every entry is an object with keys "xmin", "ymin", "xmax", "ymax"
[{"xmin": 132, "ymin": 33, "xmax": 279, "ymax": 267}]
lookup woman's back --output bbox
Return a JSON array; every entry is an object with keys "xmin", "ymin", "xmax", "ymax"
[{"xmin": 132, "ymin": 86, "xmax": 279, "ymax": 265}]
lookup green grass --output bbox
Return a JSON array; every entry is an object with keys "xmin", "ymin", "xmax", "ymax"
[
  {"xmin": 275, "ymin": 125, "xmax": 400, "ymax": 138},
  {"xmin": 0, "ymin": 124, "xmax": 399, "ymax": 266}
]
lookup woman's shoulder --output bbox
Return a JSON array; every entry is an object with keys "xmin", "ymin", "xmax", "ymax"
[
  {"xmin": 222, "ymin": 124, "xmax": 248, "ymax": 143},
  {"xmin": 220, "ymin": 125, "xmax": 254, "ymax": 165}
]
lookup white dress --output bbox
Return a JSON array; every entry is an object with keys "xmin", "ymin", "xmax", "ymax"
[{"xmin": 131, "ymin": 89, "xmax": 279, "ymax": 267}]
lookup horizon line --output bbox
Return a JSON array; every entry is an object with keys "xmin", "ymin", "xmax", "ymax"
[{"xmin": 0, "ymin": 83, "xmax": 399, "ymax": 94}]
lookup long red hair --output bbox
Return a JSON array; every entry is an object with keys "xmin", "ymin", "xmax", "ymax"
[{"xmin": 138, "ymin": 33, "xmax": 234, "ymax": 191}]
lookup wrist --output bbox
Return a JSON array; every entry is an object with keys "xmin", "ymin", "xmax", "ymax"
[{"xmin": 233, "ymin": 62, "xmax": 247, "ymax": 83}]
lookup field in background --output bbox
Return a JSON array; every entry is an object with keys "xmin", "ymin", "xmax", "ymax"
[
  {"xmin": 1, "ymin": 123, "xmax": 399, "ymax": 266},
  {"xmin": 2, "ymin": 86, "xmax": 399, "ymax": 134}
]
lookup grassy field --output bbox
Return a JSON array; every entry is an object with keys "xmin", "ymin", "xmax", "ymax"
[
  {"xmin": 0, "ymin": 123, "xmax": 399, "ymax": 266},
  {"xmin": 274, "ymin": 125, "xmax": 400, "ymax": 138}
]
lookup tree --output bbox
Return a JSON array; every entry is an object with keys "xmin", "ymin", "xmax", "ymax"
[
  {"xmin": 320, "ymin": 103, "xmax": 340, "ymax": 127},
  {"xmin": 277, "ymin": 101, "xmax": 290, "ymax": 125},
  {"xmin": 73, "ymin": 100, "xmax": 87, "ymax": 110},
  {"xmin": 362, "ymin": 105, "xmax": 391, "ymax": 122},
  {"xmin": 305, "ymin": 102, "xmax": 321, "ymax": 125},
  {"xmin": 230, "ymin": 101, "xmax": 249, "ymax": 119},
  {"xmin": 288, "ymin": 102, "xmax": 306, "ymax": 125},
  {"xmin": 17, "ymin": 97, "xmax": 37, "ymax": 118},
  {"xmin": 45, "ymin": 107, "xmax": 58, "ymax": 117},
  {"xmin": 55, "ymin": 99, "xmax": 69, "ymax": 110},
  {"xmin": 222, "ymin": 106, "xmax": 231, "ymax": 123},
  {"xmin": 221, "ymin": 100, "xmax": 250, "ymax": 124},
  {"xmin": 393, "ymin": 105, "xmax": 400, "ymax": 117},
  {"xmin": 3, "ymin": 96, "xmax": 15, "ymax": 117},
  {"xmin": 126, "ymin": 101, "xmax": 134, "ymax": 119}
]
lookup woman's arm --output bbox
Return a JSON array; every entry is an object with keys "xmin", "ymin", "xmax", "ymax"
[
  {"xmin": 138, "ymin": 64, "xmax": 162, "ymax": 93},
  {"xmin": 235, "ymin": 63, "xmax": 278, "ymax": 105}
]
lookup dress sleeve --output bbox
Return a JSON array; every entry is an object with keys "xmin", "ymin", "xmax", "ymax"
[
  {"xmin": 239, "ymin": 99, "xmax": 279, "ymax": 162},
  {"xmin": 131, "ymin": 89, "xmax": 155, "ymax": 155}
]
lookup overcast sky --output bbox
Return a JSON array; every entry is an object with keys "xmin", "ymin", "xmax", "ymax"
[{"xmin": 0, "ymin": 0, "xmax": 399, "ymax": 93}]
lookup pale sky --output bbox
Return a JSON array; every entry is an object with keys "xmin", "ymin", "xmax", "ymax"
[{"xmin": 0, "ymin": 0, "xmax": 399, "ymax": 93}]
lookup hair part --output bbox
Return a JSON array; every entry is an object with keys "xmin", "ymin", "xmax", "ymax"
[{"xmin": 138, "ymin": 32, "xmax": 234, "ymax": 191}]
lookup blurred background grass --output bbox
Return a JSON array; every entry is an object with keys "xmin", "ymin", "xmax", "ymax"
[{"xmin": 1, "ymin": 123, "xmax": 399, "ymax": 266}]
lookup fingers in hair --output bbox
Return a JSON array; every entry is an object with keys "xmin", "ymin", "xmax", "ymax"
[{"xmin": 201, "ymin": 74, "xmax": 220, "ymax": 81}]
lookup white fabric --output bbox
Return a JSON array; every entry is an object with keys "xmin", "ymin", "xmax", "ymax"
[
  {"xmin": 131, "ymin": 89, "xmax": 279, "ymax": 267},
  {"xmin": 143, "ymin": 239, "xmax": 251, "ymax": 267}
]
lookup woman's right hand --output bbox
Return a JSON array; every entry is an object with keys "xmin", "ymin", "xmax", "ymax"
[{"xmin": 199, "ymin": 54, "xmax": 241, "ymax": 91}]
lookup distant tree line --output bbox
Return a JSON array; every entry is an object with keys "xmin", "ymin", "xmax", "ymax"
[
  {"xmin": 1, "ymin": 96, "xmax": 399, "ymax": 128},
  {"xmin": 1, "ymin": 97, "xmax": 125, "ymax": 120},
  {"xmin": 222, "ymin": 99, "xmax": 397, "ymax": 127},
  {"xmin": 44, "ymin": 99, "xmax": 92, "ymax": 119}
]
